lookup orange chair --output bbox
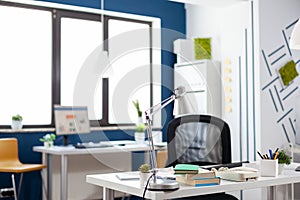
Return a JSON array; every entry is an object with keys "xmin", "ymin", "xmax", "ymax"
[{"xmin": 0, "ymin": 138, "xmax": 46, "ymax": 200}]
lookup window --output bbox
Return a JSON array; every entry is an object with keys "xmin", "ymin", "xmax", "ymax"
[
  {"xmin": 108, "ymin": 19, "xmax": 151, "ymax": 124},
  {"xmin": 0, "ymin": 5, "xmax": 52, "ymax": 126},
  {"xmin": 60, "ymin": 17, "xmax": 103, "ymax": 120},
  {"xmin": 0, "ymin": 1, "xmax": 160, "ymax": 128}
]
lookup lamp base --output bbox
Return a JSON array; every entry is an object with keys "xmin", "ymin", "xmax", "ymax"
[{"xmin": 148, "ymin": 178, "xmax": 180, "ymax": 191}]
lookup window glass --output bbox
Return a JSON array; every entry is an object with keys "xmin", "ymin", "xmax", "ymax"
[
  {"xmin": 0, "ymin": 6, "xmax": 52, "ymax": 125},
  {"xmin": 108, "ymin": 19, "xmax": 151, "ymax": 124},
  {"xmin": 60, "ymin": 17, "xmax": 102, "ymax": 120}
]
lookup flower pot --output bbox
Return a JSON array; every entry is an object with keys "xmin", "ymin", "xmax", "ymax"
[
  {"xmin": 11, "ymin": 120, "xmax": 22, "ymax": 130},
  {"xmin": 137, "ymin": 116, "xmax": 143, "ymax": 124},
  {"xmin": 44, "ymin": 141, "xmax": 54, "ymax": 148},
  {"xmin": 134, "ymin": 132, "xmax": 145, "ymax": 144},
  {"xmin": 278, "ymin": 164, "xmax": 285, "ymax": 175},
  {"xmin": 139, "ymin": 172, "xmax": 151, "ymax": 187}
]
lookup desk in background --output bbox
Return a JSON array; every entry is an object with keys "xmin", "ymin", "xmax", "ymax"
[
  {"xmin": 33, "ymin": 141, "xmax": 167, "ymax": 200},
  {"xmin": 86, "ymin": 163, "xmax": 300, "ymax": 200}
]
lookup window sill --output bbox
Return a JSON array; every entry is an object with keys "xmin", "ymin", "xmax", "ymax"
[{"xmin": 0, "ymin": 126, "xmax": 148, "ymax": 133}]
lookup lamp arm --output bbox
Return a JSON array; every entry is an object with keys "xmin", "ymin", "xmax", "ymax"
[
  {"xmin": 145, "ymin": 116, "xmax": 157, "ymax": 172},
  {"xmin": 144, "ymin": 92, "xmax": 176, "ymax": 176},
  {"xmin": 144, "ymin": 94, "xmax": 176, "ymax": 120},
  {"xmin": 144, "ymin": 86, "xmax": 184, "ymax": 119}
]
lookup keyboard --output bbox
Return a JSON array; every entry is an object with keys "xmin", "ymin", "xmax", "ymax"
[{"xmin": 73, "ymin": 142, "xmax": 113, "ymax": 149}]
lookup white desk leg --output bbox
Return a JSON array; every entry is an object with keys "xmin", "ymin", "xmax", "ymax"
[
  {"xmin": 61, "ymin": 155, "xmax": 68, "ymax": 200},
  {"xmin": 291, "ymin": 183, "xmax": 294, "ymax": 200},
  {"xmin": 47, "ymin": 154, "xmax": 52, "ymax": 200},
  {"xmin": 103, "ymin": 187, "xmax": 114, "ymax": 200},
  {"xmin": 286, "ymin": 184, "xmax": 289, "ymax": 200},
  {"xmin": 284, "ymin": 184, "xmax": 294, "ymax": 200},
  {"xmin": 270, "ymin": 186, "xmax": 276, "ymax": 200}
]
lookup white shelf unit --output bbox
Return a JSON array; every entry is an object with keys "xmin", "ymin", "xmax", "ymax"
[{"xmin": 174, "ymin": 60, "xmax": 221, "ymax": 117}]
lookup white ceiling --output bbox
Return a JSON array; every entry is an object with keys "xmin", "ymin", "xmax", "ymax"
[{"xmin": 169, "ymin": 0, "xmax": 248, "ymax": 7}]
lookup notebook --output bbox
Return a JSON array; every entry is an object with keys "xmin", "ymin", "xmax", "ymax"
[{"xmin": 116, "ymin": 172, "xmax": 140, "ymax": 180}]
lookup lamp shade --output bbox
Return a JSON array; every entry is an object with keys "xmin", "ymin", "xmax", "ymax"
[{"xmin": 290, "ymin": 19, "xmax": 300, "ymax": 49}]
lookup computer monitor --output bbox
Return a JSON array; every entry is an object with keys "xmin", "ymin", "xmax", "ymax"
[{"xmin": 54, "ymin": 105, "xmax": 90, "ymax": 146}]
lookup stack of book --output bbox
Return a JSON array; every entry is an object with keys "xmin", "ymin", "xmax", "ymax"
[{"xmin": 175, "ymin": 164, "xmax": 220, "ymax": 187}]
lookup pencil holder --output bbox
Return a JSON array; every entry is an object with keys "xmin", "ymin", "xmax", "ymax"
[{"xmin": 260, "ymin": 159, "xmax": 278, "ymax": 177}]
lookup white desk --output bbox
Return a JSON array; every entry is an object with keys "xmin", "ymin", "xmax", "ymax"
[
  {"xmin": 33, "ymin": 142, "xmax": 166, "ymax": 200},
  {"xmin": 86, "ymin": 165, "xmax": 300, "ymax": 200}
]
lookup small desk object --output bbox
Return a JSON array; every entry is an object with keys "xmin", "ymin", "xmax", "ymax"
[
  {"xmin": 86, "ymin": 164, "xmax": 300, "ymax": 200},
  {"xmin": 33, "ymin": 142, "xmax": 166, "ymax": 200}
]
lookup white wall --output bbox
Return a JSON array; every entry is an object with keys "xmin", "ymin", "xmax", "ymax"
[
  {"xmin": 185, "ymin": 1, "xmax": 257, "ymax": 163},
  {"xmin": 185, "ymin": 4, "xmax": 222, "ymax": 60},
  {"xmin": 255, "ymin": 0, "xmax": 300, "ymax": 154},
  {"xmin": 184, "ymin": 2, "xmax": 259, "ymax": 199},
  {"xmin": 254, "ymin": 1, "xmax": 300, "ymax": 198},
  {"xmin": 184, "ymin": 0, "xmax": 300, "ymax": 199}
]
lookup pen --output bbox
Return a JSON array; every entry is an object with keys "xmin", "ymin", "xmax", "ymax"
[
  {"xmin": 257, "ymin": 151, "xmax": 264, "ymax": 159},
  {"xmin": 274, "ymin": 148, "xmax": 279, "ymax": 154},
  {"xmin": 269, "ymin": 149, "xmax": 273, "ymax": 159},
  {"xmin": 273, "ymin": 151, "xmax": 279, "ymax": 160},
  {"xmin": 265, "ymin": 154, "xmax": 269, "ymax": 159}
]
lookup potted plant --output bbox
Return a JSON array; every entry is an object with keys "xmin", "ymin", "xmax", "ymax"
[
  {"xmin": 133, "ymin": 100, "xmax": 146, "ymax": 143},
  {"xmin": 277, "ymin": 149, "xmax": 292, "ymax": 174},
  {"xmin": 134, "ymin": 123, "xmax": 146, "ymax": 144},
  {"xmin": 11, "ymin": 114, "xmax": 23, "ymax": 130},
  {"xmin": 138, "ymin": 163, "xmax": 151, "ymax": 187},
  {"xmin": 40, "ymin": 133, "xmax": 56, "ymax": 147}
]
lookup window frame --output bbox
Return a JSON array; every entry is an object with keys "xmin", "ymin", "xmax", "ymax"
[{"xmin": 102, "ymin": 16, "xmax": 153, "ymax": 127}]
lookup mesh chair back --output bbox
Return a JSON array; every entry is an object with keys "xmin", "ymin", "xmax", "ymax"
[{"xmin": 167, "ymin": 115, "xmax": 231, "ymax": 167}]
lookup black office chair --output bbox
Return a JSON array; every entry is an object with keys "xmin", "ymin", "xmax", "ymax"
[{"xmin": 166, "ymin": 114, "xmax": 238, "ymax": 200}]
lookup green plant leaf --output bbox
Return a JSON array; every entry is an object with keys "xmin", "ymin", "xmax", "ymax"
[
  {"xmin": 132, "ymin": 100, "xmax": 142, "ymax": 117},
  {"xmin": 40, "ymin": 133, "xmax": 56, "ymax": 142},
  {"xmin": 278, "ymin": 150, "xmax": 291, "ymax": 165},
  {"xmin": 136, "ymin": 123, "xmax": 146, "ymax": 132},
  {"xmin": 194, "ymin": 38, "xmax": 212, "ymax": 60},
  {"xmin": 12, "ymin": 114, "xmax": 23, "ymax": 121},
  {"xmin": 279, "ymin": 60, "xmax": 298, "ymax": 86},
  {"xmin": 139, "ymin": 163, "xmax": 150, "ymax": 173}
]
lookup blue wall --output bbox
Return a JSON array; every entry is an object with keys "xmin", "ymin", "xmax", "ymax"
[{"xmin": 0, "ymin": 1, "xmax": 185, "ymax": 199}]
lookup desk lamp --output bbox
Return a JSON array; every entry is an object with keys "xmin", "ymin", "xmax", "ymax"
[
  {"xmin": 144, "ymin": 86, "xmax": 185, "ymax": 191},
  {"xmin": 290, "ymin": 19, "xmax": 300, "ymax": 49}
]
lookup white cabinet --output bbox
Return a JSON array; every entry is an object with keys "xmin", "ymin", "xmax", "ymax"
[{"xmin": 174, "ymin": 60, "xmax": 221, "ymax": 117}]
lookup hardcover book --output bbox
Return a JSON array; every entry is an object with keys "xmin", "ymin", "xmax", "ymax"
[
  {"xmin": 174, "ymin": 164, "xmax": 199, "ymax": 174},
  {"xmin": 176, "ymin": 175, "xmax": 220, "ymax": 187},
  {"xmin": 185, "ymin": 168, "xmax": 216, "ymax": 179}
]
